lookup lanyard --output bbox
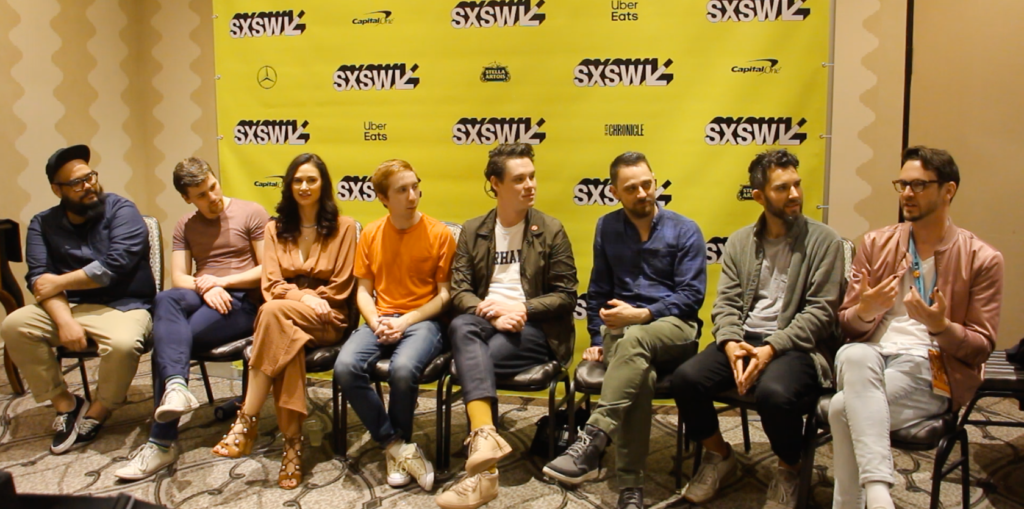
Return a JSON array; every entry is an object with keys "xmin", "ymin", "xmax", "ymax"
[{"xmin": 908, "ymin": 231, "xmax": 937, "ymax": 306}]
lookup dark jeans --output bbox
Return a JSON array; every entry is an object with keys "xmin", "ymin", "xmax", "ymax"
[
  {"xmin": 670, "ymin": 332, "xmax": 819, "ymax": 466},
  {"xmin": 150, "ymin": 287, "xmax": 257, "ymax": 442},
  {"xmin": 449, "ymin": 313, "xmax": 552, "ymax": 405},
  {"xmin": 334, "ymin": 320, "xmax": 444, "ymax": 445}
]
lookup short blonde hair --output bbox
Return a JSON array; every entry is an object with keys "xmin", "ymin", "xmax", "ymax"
[{"xmin": 371, "ymin": 159, "xmax": 418, "ymax": 202}]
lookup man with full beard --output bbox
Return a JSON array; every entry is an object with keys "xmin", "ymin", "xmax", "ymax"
[
  {"xmin": 828, "ymin": 147, "xmax": 1002, "ymax": 509},
  {"xmin": 543, "ymin": 152, "xmax": 706, "ymax": 509},
  {"xmin": 1, "ymin": 145, "xmax": 155, "ymax": 454},
  {"xmin": 670, "ymin": 149, "xmax": 845, "ymax": 509}
]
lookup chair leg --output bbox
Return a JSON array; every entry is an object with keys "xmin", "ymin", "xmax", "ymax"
[
  {"xmin": 567, "ymin": 381, "xmax": 577, "ymax": 444},
  {"xmin": 3, "ymin": 346, "xmax": 25, "ymax": 395},
  {"xmin": 77, "ymin": 360, "xmax": 92, "ymax": 402},
  {"xmin": 241, "ymin": 359, "xmax": 249, "ymax": 400},
  {"xmin": 435, "ymin": 373, "xmax": 448, "ymax": 470},
  {"xmin": 198, "ymin": 361, "xmax": 215, "ymax": 405},
  {"xmin": 335, "ymin": 379, "xmax": 346, "ymax": 459},
  {"xmin": 676, "ymin": 412, "xmax": 684, "ymax": 491},
  {"xmin": 547, "ymin": 375, "xmax": 560, "ymax": 460},
  {"xmin": 443, "ymin": 376, "xmax": 455, "ymax": 472},
  {"xmin": 795, "ymin": 415, "xmax": 818, "ymax": 509},
  {"xmin": 929, "ymin": 434, "xmax": 956, "ymax": 509},
  {"xmin": 741, "ymin": 408, "xmax": 751, "ymax": 453},
  {"xmin": 959, "ymin": 430, "xmax": 970, "ymax": 509}
]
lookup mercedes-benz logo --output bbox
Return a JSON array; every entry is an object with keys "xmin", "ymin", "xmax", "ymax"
[{"xmin": 257, "ymin": 66, "xmax": 278, "ymax": 89}]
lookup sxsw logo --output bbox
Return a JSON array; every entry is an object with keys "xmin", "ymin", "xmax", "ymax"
[
  {"xmin": 354, "ymin": 10, "xmax": 394, "ymax": 25},
  {"xmin": 233, "ymin": 120, "xmax": 309, "ymax": 145},
  {"xmin": 336, "ymin": 176, "xmax": 377, "ymax": 201},
  {"xmin": 572, "ymin": 178, "xmax": 673, "ymax": 206},
  {"xmin": 573, "ymin": 58, "xmax": 674, "ymax": 87},
  {"xmin": 333, "ymin": 64, "xmax": 420, "ymax": 91},
  {"xmin": 451, "ymin": 0, "xmax": 546, "ymax": 28},
  {"xmin": 706, "ymin": 236, "xmax": 729, "ymax": 264},
  {"xmin": 229, "ymin": 10, "xmax": 306, "ymax": 38},
  {"xmin": 452, "ymin": 117, "xmax": 546, "ymax": 145},
  {"xmin": 704, "ymin": 117, "xmax": 807, "ymax": 146},
  {"xmin": 732, "ymin": 58, "xmax": 781, "ymax": 75},
  {"xmin": 706, "ymin": 0, "xmax": 809, "ymax": 22}
]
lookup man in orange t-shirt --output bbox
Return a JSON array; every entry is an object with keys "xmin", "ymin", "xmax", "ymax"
[{"xmin": 335, "ymin": 159, "xmax": 455, "ymax": 492}]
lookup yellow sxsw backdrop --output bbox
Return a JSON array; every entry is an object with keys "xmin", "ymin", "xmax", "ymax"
[{"xmin": 212, "ymin": 0, "xmax": 831, "ymax": 367}]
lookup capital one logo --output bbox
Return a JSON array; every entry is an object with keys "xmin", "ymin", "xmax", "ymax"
[
  {"xmin": 706, "ymin": 0, "xmax": 809, "ymax": 22},
  {"xmin": 451, "ymin": 0, "xmax": 546, "ymax": 28},
  {"xmin": 333, "ymin": 63, "xmax": 420, "ymax": 91},
  {"xmin": 573, "ymin": 58, "xmax": 674, "ymax": 87},
  {"xmin": 234, "ymin": 120, "xmax": 309, "ymax": 145},
  {"xmin": 336, "ymin": 176, "xmax": 377, "ymax": 201},
  {"xmin": 704, "ymin": 117, "xmax": 807, "ymax": 146},
  {"xmin": 572, "ymin": 178, "xmax": 673, "ymax": 206},
  {"xmin": 229, "ymin": 10, "xmax": 306, "ymax": 38},
  {"xmin": 452, "ymin": 117, "xmax": 546, "ymax": 145}
]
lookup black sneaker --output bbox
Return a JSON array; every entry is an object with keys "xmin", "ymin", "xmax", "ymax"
[
  {"xmin": 541, "ymin": 424, "xmax": 608, "ymax": 485},
  {"xmin": 618, "ymin": 487, "xmax": 643, "ymax": 509},
  {"xmin": 50, "ymin": 395, "xmax": 89, "ymax": 455},
  {"xmin": 73, "ymin": 417, "xmax": 104, "ymax": 446}
]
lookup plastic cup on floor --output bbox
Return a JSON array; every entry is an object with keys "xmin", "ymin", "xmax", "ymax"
[{"xmin": 303, "ymin": 418, "xmax": 324, "ymax": 447}]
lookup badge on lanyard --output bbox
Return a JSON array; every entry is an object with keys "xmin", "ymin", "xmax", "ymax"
[{"xmin": 911, "ymin": 229, "xmax": 951, "ymax": 398}]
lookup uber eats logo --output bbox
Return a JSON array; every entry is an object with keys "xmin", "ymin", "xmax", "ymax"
[
  {"xmin": 451, "ymin": 0, "xmax": 546, "ymax": 28},
  {"xmin": 704, "ymin": 117, "xmax": 807, "ymax": 146},
  {"xmin": 573, "ymin": 58, "xmax": 674, "ymax": 87},
  {"xmin": 706, "ymin": 0, "xmax": 810, "ymax": 23},
  {"xmin": 572, "ymin": 179, "xmax": 673, "ymax": 206},
  {"xmin": 452, "ymin": 117, "xmax": 546, "ymax": 145},
  {"xmin": 333, "ymin": 63, "xmax": 420, "ymax": 91},
  {"xmin": 229, "ymin": 10, "xmax": 307, "ymax": 38},
  {"xmin": 234, "ymin": 120, "xmax": 309, "ymax": 145},
  {"xmin": 336, "ymin": 176, "xmax": 377, "ymax": 202}
]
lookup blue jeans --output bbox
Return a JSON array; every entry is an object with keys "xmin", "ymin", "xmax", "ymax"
[
  {"xmin": 334, "ymin": 319, "xmax": 443, "ymax": 445},
  {"xmin": 150, "ymin": 287, "xmax": 257, "ymax": 442}
]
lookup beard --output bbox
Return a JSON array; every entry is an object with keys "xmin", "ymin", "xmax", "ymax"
[
  {"xmin": 623, "ymin": 197, "xmax": 656, "ymax": 220},
  {"xmin": 902, "ymin": 197, "xmax": 938, "ymax": 222},
  {"xmin": 765, "ymin": 197, "xmax": 802, "ymax": 226},
  {"xmin": 62, "ymin": 187, "xmax": 106, "ymax": 222}
]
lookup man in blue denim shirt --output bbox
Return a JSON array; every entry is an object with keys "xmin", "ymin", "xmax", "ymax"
[
  {"xmin": 544, "ymin": 152, "xmax": 706, "ymax": 509},
  {"xmin": 1, "ymin": 145, "xmax": 154, "ymax": 455}
]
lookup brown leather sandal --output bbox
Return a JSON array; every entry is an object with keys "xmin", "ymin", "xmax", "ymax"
[
  {"xmin": 212, "ymin": 411, "xmax": 259, "ymax": 458},
  {"xmin": 278, "ymin": 434, "xmax": 303, "ymax": 490}
]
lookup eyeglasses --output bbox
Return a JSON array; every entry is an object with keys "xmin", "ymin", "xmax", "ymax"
[
  {"xmin": 892, "ymin": 179, "xmax": 941, "ymax": 193},
  {"xmin": 55, "ymin": 172, "xmax": 98, "ymax": 192}
]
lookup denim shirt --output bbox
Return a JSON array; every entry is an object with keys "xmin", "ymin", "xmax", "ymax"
[
  {"xmin": 25, "ymin": 193, "xmax": 155, "ymax": 311},
  {"xmin": 587, "ymin": 207, "xmax": 707, "ymax": 346}
]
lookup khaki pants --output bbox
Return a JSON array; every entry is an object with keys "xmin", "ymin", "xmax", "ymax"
[
  {"xmin": 588, "ymin": 316, "xmax": 699, "ymax": 488},
  {"xmin": 1, "ymin": 303, "xmax": 152, "ymax": 410}
]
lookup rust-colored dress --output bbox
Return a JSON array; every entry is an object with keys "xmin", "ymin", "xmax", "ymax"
[{"xmin": 250, "ymin": 217, "xmax": 357, "ymax": 416}]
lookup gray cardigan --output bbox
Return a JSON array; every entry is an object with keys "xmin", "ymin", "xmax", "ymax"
[{"xmin": 712, "ymin": 214, "xmax": 846, "ymax": 387}]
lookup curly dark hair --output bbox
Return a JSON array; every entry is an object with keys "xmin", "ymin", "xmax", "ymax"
[
  {"xmin": 275, "ymin": 153, "xmax": 339, "ymax": 242},
  {"xmin": 484, "ymin": 143, "xmax": 534, "ymax": 198},
  {"xmin": 901, "ymin": 146, "xmax": 960, "ymax": 189},
  {"xmin": 748, "ymin": 149, "xmax": 800, "ymax": 191}
]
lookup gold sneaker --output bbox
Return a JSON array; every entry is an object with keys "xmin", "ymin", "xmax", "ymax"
[
  {"xmin": 464, "ymin": 425, "xmax": 511, "ymax": 476},
  {"xmin": 435, "ymin": 470, "xmax": 499, "ymax": 509}
]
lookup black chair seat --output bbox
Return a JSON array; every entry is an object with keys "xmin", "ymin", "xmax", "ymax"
[
  {"xmin": 451, "ymin": 360, "xmax": 562, "ymax": 392},
  {"xmin": 573, "ymin": 360, "xmax": 673, "ymax": 398},
  {"xmin": 815, "ymin": 393, "xmax": 957, "ymax": 451},
  {"xmin": 242, "ymin": 343, "xmax": 342, "ymax": 374},
  {"xmin": 980, "ymin": 351, "xmax": 1024, "ymax": 393},
  {"xmin": 370, "ymin": 352, "xmax": 452, "ymax": 384},
  {"xmin": 193, "ymin": 337, "xmax": 252, "ymax": 362}
]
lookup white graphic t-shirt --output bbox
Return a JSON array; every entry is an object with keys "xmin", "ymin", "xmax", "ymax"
[{"xmin": 485, "ymin": 220, "xmax": 527, "ymax": 303}]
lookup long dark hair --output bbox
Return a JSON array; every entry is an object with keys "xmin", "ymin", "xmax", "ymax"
[{"xmin": 275, "ymin": 153, "xmax": 339, "ymax": 242}]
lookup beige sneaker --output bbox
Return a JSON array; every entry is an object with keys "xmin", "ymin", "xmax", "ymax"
[
  {"xmin": 464, "ymin": 425, "xmax": 511, "ymax": 476},
  {"xmin": 399, "ymin": 442, "xmax": 434, "ymax": 491},
  {"xmin": 435, "ymin": 470, "xmax": 499, "ymax": 509},
  {"xmin": 386, "ymin": 446, "xmax": 411, "ymax": 488},
  {"xmin": 683, "ymin": 444, "xmax": 739, "ymax": 504}
]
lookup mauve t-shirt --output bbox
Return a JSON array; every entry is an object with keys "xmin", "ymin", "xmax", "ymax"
[{"xmin": 172, "ymin": 198, "xmax": 269, "ymax": 278}]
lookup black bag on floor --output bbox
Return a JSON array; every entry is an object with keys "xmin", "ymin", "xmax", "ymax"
[{"xmin": 529, "ymin": 407, "xmax": 590, "ymax": 460}]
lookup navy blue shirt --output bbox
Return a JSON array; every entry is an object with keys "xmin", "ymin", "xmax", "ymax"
[
  {"xmin": 25, "ymin": 193, "xmax": 155, "ymax": 311},
  {"xmin": 587, "ymin": 207, "xmax": 707, "ymax": 346}
]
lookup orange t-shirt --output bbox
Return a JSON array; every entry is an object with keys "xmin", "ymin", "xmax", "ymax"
[{"xmin": 354, "ymin": 213, "xmax": 456, "ymax": 315}]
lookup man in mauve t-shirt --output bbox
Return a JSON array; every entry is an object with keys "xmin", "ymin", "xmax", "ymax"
[
  {"xmin": 335, "ymin": 159, "xmax": 455, "ymax": 492},
  {"xmin": 115, "ymin": 157, "xmax": 269, "ymax": 481}
]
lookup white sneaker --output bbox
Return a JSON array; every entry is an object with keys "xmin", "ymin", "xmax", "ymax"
[
  {"xmin": 386, "ymin": 445, "xmax": 412, "ymax": 488},
  {"xmin": 154, "ymin": 384, "xmax": 200, "ymax": 424},
  {"xmin": 115, "ymin": 442, "xmax": 178, "ymax": 481},
  {"xmin": 764, "ymin": 466, "xmax": 799, "ymax": 509},
  {"xmin": 683, "ymin": 444, "xmax": 739, "ymax": 503},
  {"xmin": 399, "ymin": 442, "xmax": 434, "ymax": 491}
]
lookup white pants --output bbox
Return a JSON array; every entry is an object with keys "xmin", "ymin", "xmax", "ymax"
[{"xmin": 829, "ymin": 343, "xmax": 949, "ymax": 509}]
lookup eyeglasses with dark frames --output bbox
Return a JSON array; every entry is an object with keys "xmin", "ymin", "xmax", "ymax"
[
  {"xmin": 892, "ymin": 179, "xmax": 941, "ymax": 193},
  {"xmin": 55, "ymin": 171, "xmax": 98, "ymax": 192}
]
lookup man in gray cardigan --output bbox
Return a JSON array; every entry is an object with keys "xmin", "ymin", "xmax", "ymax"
[{"xmin": 670, "ymin": 149, "xmax": 845, "ymax": 509}]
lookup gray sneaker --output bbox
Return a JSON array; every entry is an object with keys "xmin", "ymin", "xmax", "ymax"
[
  {"xmin": 764, "ymin": 466, "xmax": 799, "ymax": 509},
  {"xmin": 154, "ymin": 384, "xmax": 200, "ymax": 424},
  {"xmin": 683, "ymin": 444, "xmax": 738, "ymax": 504}
]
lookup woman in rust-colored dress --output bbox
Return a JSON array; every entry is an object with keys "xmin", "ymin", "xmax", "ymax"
[{"xmin": 213, "ymin": 153, "xmax": 356, "ymax": 489}]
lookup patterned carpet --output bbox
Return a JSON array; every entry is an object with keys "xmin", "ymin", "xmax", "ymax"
[{"xmin": 1, "ymin": 353, "xmax": 1023, "ymax": 509}]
